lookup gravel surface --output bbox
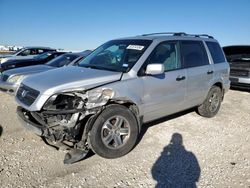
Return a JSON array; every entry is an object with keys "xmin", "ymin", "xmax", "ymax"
[{"xmin": 0, "ymin": 89, "xmax": 249, "ymax": 188}]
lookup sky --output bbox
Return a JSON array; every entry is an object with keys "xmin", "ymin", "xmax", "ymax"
[{"xmin": 0, "ymin": 0, "xmax": 250, "ymax": 51}]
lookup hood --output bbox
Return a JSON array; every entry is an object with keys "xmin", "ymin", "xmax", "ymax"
[
  {"xmin": 3, "ymin": 65, "xmax": 55, "ymax": 77},
  {"xmin": 1, "ymin": 55, "xmax": 37, "ymax": 64},
  {"xmin": 0, "ymin": 54, "xmax": 13, "ymax": 58},
  {"xmin": 22, "ymin": 66, "xmax": 122, "ymax": 95}
]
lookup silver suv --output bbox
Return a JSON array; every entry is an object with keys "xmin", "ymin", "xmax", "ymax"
[{"xmin": 15, "ymin": 33, "xmax": 230, "ymax": 164}]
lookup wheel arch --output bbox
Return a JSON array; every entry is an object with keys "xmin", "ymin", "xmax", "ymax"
[
  {"xmin": 81, "ymin": 99, "xmax": 142, "ymax": 144},
  {"xmin": 211, "ymin": 81, "xmax": 225, "ymax": 100}
]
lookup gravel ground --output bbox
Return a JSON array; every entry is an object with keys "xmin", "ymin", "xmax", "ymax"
[{"xmin": 0, "ymin": 89, "xmax": 249, "ymax": 188}]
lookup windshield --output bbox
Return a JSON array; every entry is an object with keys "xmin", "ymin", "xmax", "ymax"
[
  {"xmin": 224, "ymin": 46, "xmax": 250, "ymax": 62},
  {"xmin": 78, "ymin": 39, "xmax": 152, "ymax": 72},
  {"xmin": 13, "ymin": 48, "xmax": 25, "ymax": 55},
  {"xmin": 35, "ymin": 52, "xmax": 52, "ymax": 59},
  {"xmin": 227, "ymin": 54, "xmax": 250, "ymax": 62},
  {"xmin": 46, "ymin": 54, "xmax": 79, "ymax": 67}
]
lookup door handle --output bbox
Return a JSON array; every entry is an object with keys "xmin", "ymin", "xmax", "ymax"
[
  {"xmin": 207, "ymin": 70, "xmax": 214, "ymax": 74},
  {"xmin": 176, "ymin": 76, "xmax": 186, "ymax": 81}
]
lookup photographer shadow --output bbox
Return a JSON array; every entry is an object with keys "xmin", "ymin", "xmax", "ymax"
[{"xmin": 152, "ymin": 133, "xmax": 200, "ymax": 188}]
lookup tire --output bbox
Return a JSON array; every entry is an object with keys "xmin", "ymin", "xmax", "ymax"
[
  {"xmin": 197, "ymin": 86, "xmax": 222, "ymax": 118},
  {"xmin": 89, "ymin": 104, "xmax": 139, "ymax": 159}
]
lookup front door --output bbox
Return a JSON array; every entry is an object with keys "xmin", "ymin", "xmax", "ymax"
[{"xmin": 139, "ymin": 41, "xmax": 187, "ymax": 122}]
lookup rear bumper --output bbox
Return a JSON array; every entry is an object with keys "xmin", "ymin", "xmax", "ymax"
[{"xmin": 16, "ymin": 106, "xmax": 44, "ymax": 136}]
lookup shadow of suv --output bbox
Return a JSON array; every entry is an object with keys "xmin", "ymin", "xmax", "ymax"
[{"xmin": 15, "ymin": 32, "xmax": 230, "ymax": 164}]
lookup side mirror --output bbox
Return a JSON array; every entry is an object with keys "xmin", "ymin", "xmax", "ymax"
[{"xmin": 145, "ymin": 64, "xmax": 164, "ymax": 75}]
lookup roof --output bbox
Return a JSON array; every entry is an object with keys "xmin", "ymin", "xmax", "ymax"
[
  {"xmin": 23, "ymin": 46, "xmax": 56, "ymax": 50},
  {"xmin": 223, "ymin": 45, "xmax": 250, "ymax": 48}
]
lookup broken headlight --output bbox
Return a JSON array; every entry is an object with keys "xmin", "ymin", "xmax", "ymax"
[
  {"xmin": 43, "ymin": 93, "xmax": 84, "ymax": 111},
  {"xmin": 43, "ymin": 88, "xmax": 114, "ymax": 111},
  {"xmin": 85, "ymin": 88, "xmax": 114, "ymax": 109}
]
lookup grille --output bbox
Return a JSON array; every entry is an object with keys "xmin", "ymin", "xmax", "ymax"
[
  {"xmin": 230, "ymin": 69, "xmax": 249, "ymax": 77},
  {"xmin": 16, "ymin": 84, "xmax": 40, "ymax": 106}
]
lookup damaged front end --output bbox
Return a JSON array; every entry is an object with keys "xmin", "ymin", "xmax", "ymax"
[{"xmin": 17, "ymin": 88, "xmax": 115, "ymax": 164}]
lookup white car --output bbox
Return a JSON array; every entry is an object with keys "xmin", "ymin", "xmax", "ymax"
[{"xmin": 0, "ymin": 46, "xmax": 56, "ymax": 64}]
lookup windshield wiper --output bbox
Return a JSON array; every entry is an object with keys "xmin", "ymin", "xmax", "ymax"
[{"xmin": 81, "ymin": 65, "xmax": 119, "ymax": 72}]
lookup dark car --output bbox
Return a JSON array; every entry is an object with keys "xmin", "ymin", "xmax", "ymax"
[
  {"xmin": 223, "ymin": 45, "xmax": 250, "ymax": 89},
  {"xmin": 0, "ymin": 50, "xmax": 92, "ymax": 94},
  {"xmin": 0, "ymin": 51, "xmax": 66, "ymax": 72}
]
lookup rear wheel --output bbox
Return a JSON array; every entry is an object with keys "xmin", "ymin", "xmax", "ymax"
[
  {"xmin": 89, "ymin": 104, "xmax": 139, "ymax": 158},
  {"xmin": 197, "ymin": 86, "xmax": 222, "ymax": 118}
]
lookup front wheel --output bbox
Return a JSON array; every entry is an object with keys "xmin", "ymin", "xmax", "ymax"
[
  {"xmin": 89, "ymin": 104, "xmax": 139, "ymax": 158},
  {"xmin": 197, "ymin": 86, "xmax": 222, "ymax": 118}
]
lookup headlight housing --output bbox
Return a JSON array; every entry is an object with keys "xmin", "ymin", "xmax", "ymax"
[
  {"xmin": 86, "ymin": 88, "xmax": 114, "ymax": 108},
  {"xmin": 0, "ymin": 58, "xmax": 8, "ymax": 64},
  {"xmin": 43, "ymin": 88, "xmax": 115, "ymax": 111},
  {"xmin": 7, "ymin": 75, "xmax": 26, "ymax": 84}
]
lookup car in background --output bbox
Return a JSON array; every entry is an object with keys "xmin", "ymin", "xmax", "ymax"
[
  {"xmin": 0, "ymin": 46, "xmax": 56, "ymax": 64},
  {"xmin": 0, "ymin": 50, "xmax": 92, "ymax": 94},
  {"xmin": 0, "ymin": 51, "xmax": 66, "ymax": 73},
  {"xmin": 223, "ymin": 45, "xmax": 250, "ymax": 89}
]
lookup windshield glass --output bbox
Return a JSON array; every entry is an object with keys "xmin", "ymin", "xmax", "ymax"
[
  {"xmin": 13, "ymin": 48, "xmax": 25, "ymax": 55},
  {"xmin": 227, "ymin": 54, "xmax": 250, "ymax": 62},
  {"xmin": 35, "ymin": 52, "xmax": 52, "ymax": 59},
  {"xmin": 78, "ymin": 40, "xmax": 152, "ymax": 72},
  {"xmin": 224, "ymin": 46, "xmax": 250, "ymax": 62},
  {"xmin": 46, "ymin": 54, "xmax": 79, "ymax": 67}
]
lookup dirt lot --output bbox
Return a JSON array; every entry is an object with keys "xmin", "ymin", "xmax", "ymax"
[{"xmin": 0, "ymin": 89, "xmax": 249, "ymax": 187}]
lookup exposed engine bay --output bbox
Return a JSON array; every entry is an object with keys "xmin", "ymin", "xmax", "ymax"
[{"xmin": 18, "ymin": 88, "xmax": 115, "ymax": 164}]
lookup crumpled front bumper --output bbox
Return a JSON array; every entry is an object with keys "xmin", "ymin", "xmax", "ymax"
[{"xmin": 16, "ymin": 106, "xmax": 44, "ymax": 136}]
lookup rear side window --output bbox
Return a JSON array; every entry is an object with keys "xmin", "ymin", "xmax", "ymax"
[
  {"xmin": 206, "ymin": 42, "xmax": 226, "ymax": 64},
  {"xmin": 181, "ymin": 41, "xmax": 209, "ymax": 68},
  {"xmin": 38, "ymin": 49, "xmax": 45, "ymax": 54}
]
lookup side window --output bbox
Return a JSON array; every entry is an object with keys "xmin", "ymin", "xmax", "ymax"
[
  {"xmin": 206, "ymin": 42, "xmax": 226, "ymax": 64},
  {"xmin": 181, "ymin": 41, "xmax": 209, "ymax": 68},
  {"xmin": 18, "ymin": 49, "xmax": 31, "ymax": 56},
  {"xmin": 145, "ymin": 42, "xmax": 181, "ymax": 72},
  {"xmin": 30, "ymin": 49, "xmax": 37, "ymax": 55},
  {"xmin": 38, "ymin": 49, "xmax": 45, "ymax": 54}
]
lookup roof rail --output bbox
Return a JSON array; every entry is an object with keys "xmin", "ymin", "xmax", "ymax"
[
  {"xmin": 141, "ymin": 32, "xmax": 214, "ymax": 39},
  {"xmin": 141, "ymin": 32, "xmax": 187, "ymax": 36},
  {"xmin": 188, "ymin": 34, "xmax": 214, "ymax": 39}
]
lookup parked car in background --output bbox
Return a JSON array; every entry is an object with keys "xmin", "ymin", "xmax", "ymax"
[
  {"xmin": 223, "ymin": 45, "xmax": 250, "ymax": 89},
  {"xmin": 15, "ymin": 32, "xmax": 230, "ymax": 164},
  {"xmin": 0, "ymin": 51, "xmax": 66, "ymax": 73},
  {"xmin": 0, "ymin": 46, "xmax": 56, "ymax": 64},
  {"xmin": 0, "ymin": 50, "xmax": 92, "ymax": 94}
]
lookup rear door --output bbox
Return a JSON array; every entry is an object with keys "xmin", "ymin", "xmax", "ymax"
[
  {"xmin": 180, "ymin": 40, "xmax": 213, "ymax": 107},
  {"xmin": 206, "ymin": 41, "xmax": 229, "ymax": 85},
  {"xmin": 140, "ymin": 41, "xmax": 187, "ymax": 122}
]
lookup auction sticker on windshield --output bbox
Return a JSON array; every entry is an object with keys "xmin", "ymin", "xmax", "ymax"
[{"xmin": 127, "ymin": 45, "xmax": 144, "ymax": 50}]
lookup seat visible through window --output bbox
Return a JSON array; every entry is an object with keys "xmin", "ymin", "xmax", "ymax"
[{"xmin": 145, "ymin": 42, "xmax": 180, "ymax": 72}]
